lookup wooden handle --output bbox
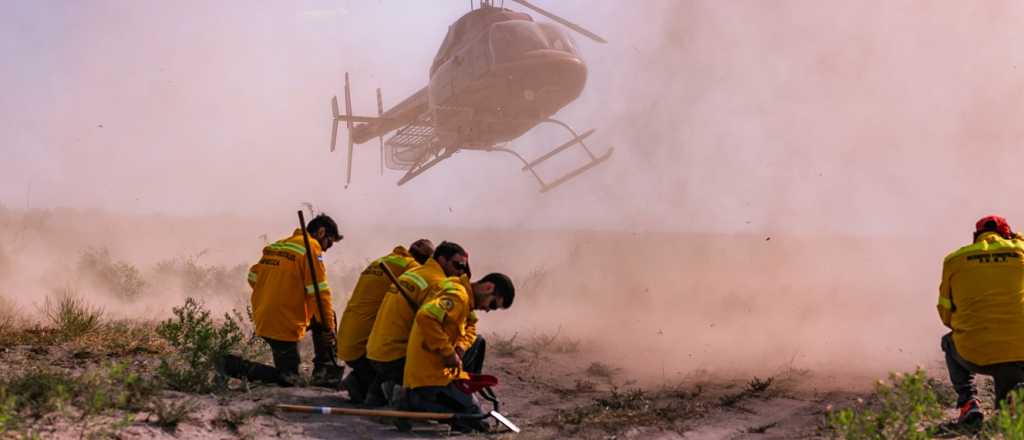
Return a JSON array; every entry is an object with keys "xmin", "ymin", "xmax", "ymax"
[{"xmin": 276, "ymin": 404, "xmax": 454, "ymax": 420}]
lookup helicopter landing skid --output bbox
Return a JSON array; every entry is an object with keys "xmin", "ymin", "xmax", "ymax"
[{"xmin": 493, "ymin": 119, "xmax": 613, "ymax": 193}]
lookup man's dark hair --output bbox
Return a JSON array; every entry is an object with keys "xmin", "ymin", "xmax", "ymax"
[
  {"xmin": 432, "ymin": 241, "xmax": 467, "ymax": 260},
  {"xmin": 308, "ymin": 214, "xmax": 343, "ymax": 241},
  {"xmin": 480, "ymin": 272, "xmax": 515, "ymax": 308},
  {"xmin": 409, "ymin": 239, "xmax": 434, "ymax": 265}
]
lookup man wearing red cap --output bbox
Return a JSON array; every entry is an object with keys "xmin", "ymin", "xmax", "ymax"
[{"xmin": 938, "ymin": 215, "xmax": 1024, "ymax": 429}]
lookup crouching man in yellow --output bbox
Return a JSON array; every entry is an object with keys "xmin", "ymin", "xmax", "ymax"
[
  {"xmin": 222, "ymin": 214, "xmax": 344, "ymax": 388},
  {"xmin": 402, "ymin": 273, "xmax": 515, "ymax": 433},
  {"xmin": 337, "ymin": 239, "xmax": 434, "ymax": 405},
  {"xmin": 366, "ymin": 241, "xmax": 470, "ymax": 401},
  {"xmin": 938, "ymin": 215, "xmax": 1024, "ymax": 430}
]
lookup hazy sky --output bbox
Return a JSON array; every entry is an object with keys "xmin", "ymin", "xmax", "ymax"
[{"xmin": 4, "ymin": 1, "xmax": 1024, "ymax": 235}]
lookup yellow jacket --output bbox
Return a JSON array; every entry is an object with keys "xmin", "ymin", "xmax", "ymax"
[
  {"xmin": 938, "ymin": 231, "xmax": 1024, "ymax": 365},
  {"xmin": 366, "ymin": 258, "xmax": 447, "ymax": 362},
  {"xmin": 336, "ymin": 246, "xmax": 418, "ymax": 362},
  {"xmin": 248, "ymin": 229, "xmax": 334, "ymax": 342},
  {"xmin": 404, "ymin": 276, "xmax": 475, "ymax": 389}
]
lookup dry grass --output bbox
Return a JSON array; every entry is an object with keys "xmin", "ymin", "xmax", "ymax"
[
  {"xmin": 490, "ymin": 327, "xmax": 581, "ymax": 360},
  {"xmin": 149, "ymin": 397, "xmax": 198, "ymax": 432},
  {"xmin": 541, "ymin": 385, "xmax": 709, "ymax": 436},
  {"xmin": 0, "ymin": 295, "xmax": 19, "ymax": 338},
  {"xmin": 213, "ymin": 403, "xmax": 276, "ymax": 434},
  {"xmin": 585, "ymin": 362, "xmax": 621, "ymax": 380},
  {"xmin": 44, "ymin": 287, "xmax": 104, "ymax": 340}
]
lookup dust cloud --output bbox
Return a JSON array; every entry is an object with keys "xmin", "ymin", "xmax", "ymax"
[{"xmin": 4, "ymin": 1, "xmax": 1024, "ymax": 388}]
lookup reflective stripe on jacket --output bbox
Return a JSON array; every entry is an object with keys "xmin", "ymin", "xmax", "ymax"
[
  {"xmin": 939, "ymin": 231, "xmax": 1024, "ymax": 365},
  {"xmin": 404, "ymin": 276, "xmax": 474, "ymax": 389},
  {"xmin": 336, "ymin": 246, "xmax": 417, "ymax": 362},
  {"xmin": 366, "ymin": 258, "xmax": 446, "ymax": 362},
  {"xmin": 249, "ymin": 229, "xmax": 334, "ymax": 342}
]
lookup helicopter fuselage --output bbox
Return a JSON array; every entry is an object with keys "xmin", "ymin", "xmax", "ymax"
[{"xmin": 427, "ymin": 17, "xmax": 587, "ymax": 149}]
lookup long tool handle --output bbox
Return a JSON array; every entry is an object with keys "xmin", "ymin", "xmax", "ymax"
[
  {"xmin": 379, "ymin": 261, "xmax": 420, "ymax": 312},
  {"xmin": 277, "ymin": 404, "xmax": 454, "ymax": 420},
  {"xmin": 298, "ymin": 211, "xmax": 335, "ymax": 342}
]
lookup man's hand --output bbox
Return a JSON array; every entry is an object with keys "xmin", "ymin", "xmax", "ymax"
[{"xmin": 443, "ymin": 352, "xmax": 462, "ymax": 369}]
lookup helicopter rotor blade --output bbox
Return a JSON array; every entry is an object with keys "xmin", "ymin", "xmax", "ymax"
[{"xmin": 510, "ymin": 0, "xmax": 607, "ymax": 44}]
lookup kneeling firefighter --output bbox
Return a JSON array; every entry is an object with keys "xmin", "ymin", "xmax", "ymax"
[{"xmin": 222, "ymin": 213, "xmax": 344, "ymax": 387}]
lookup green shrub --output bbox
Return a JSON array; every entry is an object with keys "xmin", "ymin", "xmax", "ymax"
[
  {"xmin": 827, "ymin": 368, "xmax": 943, "ymax": 440},
  {"xmin": 78, "ymin": 362, "xmax": 157, "ymax": 416},
  {"xmin": 77, "ymin": 247, "xmax": 147, "ymax": 301},
  {"xmin": 153, "ymin": 254, "xmax": 246, "ymax": 297},
  {"xmin": 5, "ymin": 369, "xmax": 76, "ymax": 417},
  {"xmin": 155, "ymin": 297, "xmax": 246, "ymax": 393},
  {"xmin": 986, "ymin": 388, "xmax": 1024, "ymax": 439},
  {"xmin": 44, "ymin": 288, "xmax": 104, "ymax": 340},
  {"xmin": 0, "ymin": 387, "xmax": 17, "ymax": 433}
]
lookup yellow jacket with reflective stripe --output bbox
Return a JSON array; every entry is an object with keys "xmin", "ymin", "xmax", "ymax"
[
  {"xmin": 939, "ymin": 231, "xmax": 1024, "ymax": 366},
  {"xmin": 366, "ymin": 258, "xmax": 447, "ymax": 362},
  {"xmin": 248, "ymin": 229, "xmax": 334, "ymax": 342},
  {"xmin": 405, "ymin": 276, "xmax": 475, "ymax": 389},
  {"xmin": 336, "ymin": 246, "xmax": 418, "ymax": 362}
]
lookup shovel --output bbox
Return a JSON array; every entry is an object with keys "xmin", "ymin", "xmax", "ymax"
[{"xmin": 276, "ymin": 378, "xmax": 520, "ymax": 433}]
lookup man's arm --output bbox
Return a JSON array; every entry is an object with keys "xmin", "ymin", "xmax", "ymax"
[
  {"xmin": 456, "ymin": 312, "xmax": 478, "ymax": 354},
  {"xmin": 937, "ymin": 262, "xmax": 954, "ymax": 328},
  {"xmin": 302, "ymin": 248, "xmax": 335, "ymax": 327},
  {"xmin": 415, "ymin": 290, "xmax": 467, "ymax": 361}
]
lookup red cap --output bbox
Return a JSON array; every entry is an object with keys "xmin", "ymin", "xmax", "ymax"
[{"xmin": 975, "ymin": 215, "xmax": 1013, "ymax": 239}]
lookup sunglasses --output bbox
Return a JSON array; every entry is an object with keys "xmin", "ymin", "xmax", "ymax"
[{"xmin": 452, "ymin": 260, "xmax": 469, "ymax": 273}]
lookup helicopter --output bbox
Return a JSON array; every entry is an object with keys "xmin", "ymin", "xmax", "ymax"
[{"xmin": 330, "ymin": 0, "xmax": 613, "ymax": 193}]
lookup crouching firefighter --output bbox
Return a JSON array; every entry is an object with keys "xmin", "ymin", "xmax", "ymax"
[
  {"xmin": 366, "ymin": 241, "xmax": 470, "ymax": 402},
  {"xmin": 337, "ymin": 239, "xmax": 434, "ymax": 405},
  {"xmin": 938, "ymin": 215, "xmax": 1024, "ymax": 430},
  {"xmin": 401, "ymin": 273, "xmax": 515, "ymax": 433},
  {"xmin": 222, "ymin": 213, "xmax": 345, "ymax": 388}
]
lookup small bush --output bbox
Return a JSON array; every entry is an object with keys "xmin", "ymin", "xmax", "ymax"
[
  {"xmin": 214, "ymin": 404, "xmax": 274, "ymax": 434},
  {"xmin": 78, "ymin": 362, "xmax": 157, "ymax": 416},
  {"xmin": 0, "ymin": 295, "xmax": 18, "ymax": 337},
  {"xmin": 150, "ymin": 398, "xmax": 197, "ymax": 431},
  {"xmin": 0, "ymin": 387, "xmax": 18, "ymax": 433},
  {"xmin": 5, "ymin": 369, "xmax": 77, "ymax": 417},
  {"xmin": 985, "ymin": 388, "xmax": 1024, "ymax": 438},
  {"xmin": 748, "ymin": 376, "xmax": 774, "ymax": 394},
  {"xmin": 77, "ymin": 247, "xmax": 147, "ymax": 301},
  {"xmin": 586, "ymin": 362, "xmax": 621, "ymax": 379},
  {"xmin": 153, "ymin": 253, "xmax": 246, "ymax": 297},
  {"xmin": 155, "ymin": 297, "xmax": 246, "ymax": 393},
  {"xmin": 827, "ymin": 368, "xmax": 943, "ymax": 440},
  {"xmin": 2, "ymin": 362, "xmax": 154, "ymax": 421},
  {"xmin": 44, "ymin": 288, "xmax": 104, "ymax": 340}
]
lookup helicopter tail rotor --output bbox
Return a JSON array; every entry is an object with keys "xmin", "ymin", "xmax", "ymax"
[
  {"xmin": 509, "ymin": 0, "xmax": 607, "ymax": 44},
  {"xmin": 330, "ymin": 96, "xmax": 340, "ymax": 152}
]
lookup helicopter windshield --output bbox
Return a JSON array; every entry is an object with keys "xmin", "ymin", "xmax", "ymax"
[
  {"xmin": 490, "ymin": 21, "xmax": 575, "ymax": 65},
  {"xmin": 538, "ymin": 22, "xmax": 578, "ymax": 56},
  {"xmin": 431, "ymin": 7, "xmax": 532, "ymax": 75}
]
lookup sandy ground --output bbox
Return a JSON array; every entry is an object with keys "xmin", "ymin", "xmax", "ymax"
[{"xmin": 0, "ymin": 335, "xmax": 879, "ymax": 440}]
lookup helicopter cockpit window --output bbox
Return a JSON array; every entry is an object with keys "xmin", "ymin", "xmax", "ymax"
[
  {"xmin": 538, "ymin": 22, "xmax": 578, "ymax": 56},
  {"xmin": 489, "ymin": 21, "xmax": 551, "ymax": 65}
]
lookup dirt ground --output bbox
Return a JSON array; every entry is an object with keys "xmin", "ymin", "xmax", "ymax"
[{"xmin": 0, "ymin": 331, "xmax": 881, "ymax": 440}]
